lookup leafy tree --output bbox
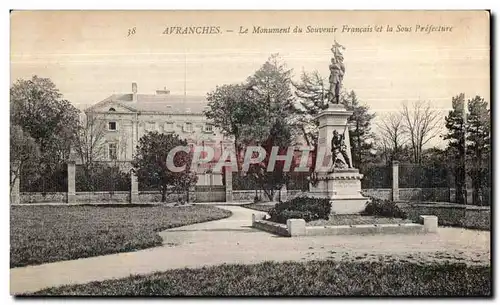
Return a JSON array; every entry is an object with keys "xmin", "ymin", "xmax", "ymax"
[
  {"xmin": 10, "ymin": 76, "xmax": 80, "ymax": 191},
  {"xmin": 293, "ymin": 71, "xmax": 375, "ymax": 172},
  {"xmin": 10, "ymin": 124, "xmax": 40, "ymax": 193},
  {"xmin": 243, "ymin": 54, "xmax": 297, "ymax": 197},
  {"xmin": 245, "ymin": 53, "xmax": 297, "ymax": 143},
  {"xmin": 132, "ymin": 132, "xmax": 198, "ymax": 202},
  {"xmin": 292, "ymin": 70, "xmax": 348, "ymax": 147},
  {"xmin": 444, "ymin": 94, "xmax": 467, "ymax": 204},
  {"xmin": 342, "ymin": 90, "xmax": 376, "ymax": 170},
  {"xmin": 206, "ymin": 54, "xmax": 297, "ymax": 196},
  {"xmin": 466, "ymin": 96, "xmax": 490, "ymax": 205},
  {"xmin": 204, "ymin": 83, "xmax": 258, "ymax": 170},
  {"xmin": 246, "ymin": 117, "xmax": 295, "ymax": 201}
]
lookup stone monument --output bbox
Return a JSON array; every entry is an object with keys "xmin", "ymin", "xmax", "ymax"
[{"xmin": 309, "ymin": 41, "xmax": 369, "ymax": 214}]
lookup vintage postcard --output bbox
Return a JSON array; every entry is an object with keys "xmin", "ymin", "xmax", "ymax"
[{"xmin": 10, "ymin": 10, "xmax": 490, "ymax": 296}]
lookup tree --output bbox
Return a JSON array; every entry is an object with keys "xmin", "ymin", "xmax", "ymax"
[
  {"xmin": 132, "ymin": 132, "xmax": 198, "ymax": 202},
  {"xmin": 73, "ymin": 112, "xmax": 108, "ymax": 187},
  {"xmin": 243, "ymin": 54, "xmax": 297, "ymax": 198},
  {"xmin": 293, "ymin": 71, "xmax": 375, "ymax": 172},
  {"xmin": 401, "ymin": 100, "xmax": 442, "ymax": 164},
  {"xmin": 246, "ymin": 117, "xmax": 295, "ymax": 201},
  {"xmin": 10, "ymin": 75, "xmax": 80, "ymax": 191},
  {"xmin": 204, "ymin": 83, "xmax": 261, "ymax": 171},
  {"xmin": 444, "ymin": 93, "xmax": 467, "ymax": 204},
  {"xmin": 466, "ymin": 96, "xmax": 490, "ymax": 205},
  {"xmin": 245, "ymin": 53, "xmax": 297, "ymax": 142},
  {"xmin": 292, "ymin": 70, "xmax": 350, "ymax": 147},
  {"xmin": 342, "ymin": 90, "xmax": 376, "ymax": 170},
  {"xmin": 376, "ymin": 112, "xmax": 408, "ymax": 163},
  {"xmin": 10, "ymin": 124, "xmax": 40, "ymax": 193}
]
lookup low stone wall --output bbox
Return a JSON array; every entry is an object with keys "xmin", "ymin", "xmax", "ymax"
[
  {"xmin": 195, "ymin": 190, "xmax": 226, "ymax": 202},
  {"xmin": 252, "ymin": 215, "xmax": 430, "ymax": 237},
  {"xmin": 75, "ymin": 191, "xmax": 129, "ymax": 203},
  {"xmin": 20, "ymin": 191, "xmax": 187, "ymax": 204},
  {"xmin": 362, "ymin": 188, "xmax": 451, "ymax": 202},
  {"xmin": 399, "ymin": 203, "xmax": 490, "ymax": 231},
  {"xmin": 362, "ymin": 189, "xmax": 391, "ymax": 200},
  {"xmin": 138, "ymin": 191, "xmax": 187, "ymax": 203},
  {"xmin": 252, "ymin": 219, "xmax": 290, "ymax": 236},
  {"xmin": 233, "ymin": 190, "xmax": 259, "ymax": 202},
  {"xmin": 20, "ymin": 192, "xmax": 66, "ymax": 204},
  {"xmin": 399, "ymin": 188, "xmax": 450, "ymax": 202},
  {"xmin": 233, "ymin": 189, "xmax": 303, "ymax": 203},
  {"xmin": 305, "ymin": 223, "xmax": 426, "ymax": 236}
]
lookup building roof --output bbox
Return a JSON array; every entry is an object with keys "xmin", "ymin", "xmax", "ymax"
[{"xmin": 90, "ymin": 91, "xmax": 210, "ymax": 114}]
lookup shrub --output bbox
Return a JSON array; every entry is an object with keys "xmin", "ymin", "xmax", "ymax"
[
  {"xmin": 269, "ymin": 196, "xmax": 331, "ymax": 224},
  {"xmin": 363, "ymin": 198, "xmax": 407, "ymax": 219},
  {"xmin": 76, "ymin": 164, "xmax": 131, "ymax": 192}
]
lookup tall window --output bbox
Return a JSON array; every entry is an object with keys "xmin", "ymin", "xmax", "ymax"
[
  {"xmin": 108, "ymin": 121, "xmax": 117, "ymax": 131},
  {"xmin": 165, "ymin": 122, "xmax": 174, "ymax": 132},
  {"xmin": 204, "ymin": 123, "xmax": 213, "ymax": 133},
  {"xmin": 145, "ymin": 122, "xmax": 156, "ymax": 131},
  {"xmin": 108, "ymin": 143, "xmax": 117, "ymax": 160},
  {"xmin": 184, "ymin": 122, "xmax": 193, "ymax": 132}
]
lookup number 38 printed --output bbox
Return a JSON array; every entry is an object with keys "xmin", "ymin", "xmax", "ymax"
[{"xmin": 127, "ymin": 27, "xmax": 136, "ymax": 37}]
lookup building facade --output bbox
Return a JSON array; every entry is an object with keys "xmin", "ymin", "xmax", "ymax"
[{"xmin": 85, "ymin": 82, "xmax": 228, "ymax": 185}]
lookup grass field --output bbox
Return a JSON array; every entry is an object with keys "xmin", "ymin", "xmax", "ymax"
[
  {"xmin": 10, "ymin": 204, "xmax": 231, "ymax": 268},
  {"xmin": 28, "ymin": 260, "xmax": 491, "ymax": 296}
]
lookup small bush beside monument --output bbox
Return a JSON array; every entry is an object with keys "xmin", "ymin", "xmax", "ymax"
[
  {"xmin": 362, "ymin": 198, "xmax": 408, "ymax": 219},
  {"xmin": 268, "ymin": 197, "xmax": 331, "ymax": 224}
]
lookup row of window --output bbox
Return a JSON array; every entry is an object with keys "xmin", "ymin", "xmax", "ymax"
[
  {"xmin": 107, "ymin": 121, "xmax": 213, "ymax": 133},
  {"xmin": 106, "ymin": 139, "xmax": 218, "ymax": 161}
]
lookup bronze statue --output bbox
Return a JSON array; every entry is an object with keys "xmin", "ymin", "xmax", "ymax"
[
  {"xmin": 328, "ymin": 40, "xmax": 345, "ymax": 104},
  {"xmin": 331, "ymin": 129, "xmax": 351, "ymax": 169}
]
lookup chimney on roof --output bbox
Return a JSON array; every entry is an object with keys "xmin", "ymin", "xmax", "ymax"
[
  {"xmin": 156, "ymin": 86, "xmax": 170, "ymax": 95},
  {"xmin": 132, "ymin": 82, "xmax": 138, "ymax": 102}
]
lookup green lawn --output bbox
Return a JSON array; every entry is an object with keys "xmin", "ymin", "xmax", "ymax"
[
  {"xmin": 10, "ymin": 204, "xmax": 231, "ymax": 268},
  {"xmin": 28, "ymin": 260, "xmax": 491, "ymax": 296}
]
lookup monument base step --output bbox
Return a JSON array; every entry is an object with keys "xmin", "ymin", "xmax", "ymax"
[{"xmin": 329, "ymin": 197, "xmax": 369, "ymax": 215}]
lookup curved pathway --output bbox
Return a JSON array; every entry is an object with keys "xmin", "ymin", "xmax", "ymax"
[{"xmin": 10, "ymin": 205, "xmax": 490, "ymax": 295}]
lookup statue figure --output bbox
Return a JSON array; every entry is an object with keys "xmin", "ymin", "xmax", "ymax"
[
  {"xmin": 330, "ymin": 129, "xmax": 351, "ymax": 169},
  {"xmin": 328, "ymin": 40, "xmax": 346, "ymax": 104}
]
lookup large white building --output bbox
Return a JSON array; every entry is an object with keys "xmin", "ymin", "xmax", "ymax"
[{"xmin": 85, "ymin": 82, "xmax": 227, "ymax": 185}]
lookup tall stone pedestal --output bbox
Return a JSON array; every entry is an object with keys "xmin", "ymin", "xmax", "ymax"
[{"xmin": 309, "ymin": 104, "xmax": 369, "ymax": 215}]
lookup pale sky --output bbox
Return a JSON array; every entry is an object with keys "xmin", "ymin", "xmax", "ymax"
[{"xmin": 11, "ymin": 10, "xmax": 490, "ymax": 127}]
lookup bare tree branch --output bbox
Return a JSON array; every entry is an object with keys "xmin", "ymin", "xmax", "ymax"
[{"xmin": 400, "ymin": 100, "xmax": 443, "ymax": 164}]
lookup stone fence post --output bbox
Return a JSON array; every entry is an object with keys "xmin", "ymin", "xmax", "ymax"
[
  {"xmin": 392, "ymin": 160, "xmax": 399, "ymax": 202},
  {"xmin": 10, "ymin": 161, "xmax": 20, "ymax": 205},
  {"xmin": 130, "ymin": 172, "xmax": 139, "ymax": 203},
  {"xmin": 188, "ymin": 186, "xmax": 196, "ymax": 203},
  {"xmin": 67, "ymin": 161, "xmax": 76, "ymax": 204},
  {"xmin": 225, "ymin": 166, "xmax": 233, "ymax": 202},
  {"xmin": 280, "ymin": 184, "xmax": 288, "ymax": 202}
]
